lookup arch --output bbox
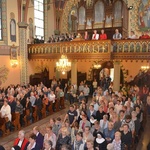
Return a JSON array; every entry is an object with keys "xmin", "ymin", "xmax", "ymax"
[
  {"xmin": 94, "ymin": 0, "xmax": 104, "ymax": 23},
  {"xmin": 88, "ymin": 61, "xmax": 126, "ymax": 85}
]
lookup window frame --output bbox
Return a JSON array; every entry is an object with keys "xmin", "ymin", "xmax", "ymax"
[{"xmin": 34, "ymin": 0, "xmax": 44, "ymax": 39}]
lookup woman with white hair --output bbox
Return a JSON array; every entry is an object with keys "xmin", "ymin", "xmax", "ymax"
[
  {"xmin": 107, "ymin": 143, "xmax": 114, "ymax": 150},
  {"xmin": 43, "ymin": 140, "xmax": 54, "ymax": 150},
  {"xmin": 0, "ymin": 100, "xmax": 11, "ymax": 121},
  {"xmin": 99, "ymin": 115, "xmax": 109, "ymax": 133},
  {"xmin": 112, "ymin": 131, "xmax": 122, "ymax": 150},
  {"xmin": 13, "ymin": 130, "xmax": 29, "ymax": 150}
]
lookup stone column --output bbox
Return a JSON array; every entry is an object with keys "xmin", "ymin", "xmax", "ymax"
[
  {"xmin": 71, "ymin": 61, "xmax": 77, "ymax": 85},
  {"xmin": 18, "ymin": 22, "xmax": 28, "ymax": 85},
  {"xmin": 113, "ymin": 61, "xmax": 120, "ymax": 92}
]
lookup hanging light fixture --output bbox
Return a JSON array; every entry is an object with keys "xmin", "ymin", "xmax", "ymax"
[
  {"xmin": 94, "ymin": 64, "xmax": 101, "ymax": 69},
  {"xmin": 141, "ymin": 66, "xmax": 150, "ymax": 71},
  {"xmin": 56, "ymin": 54, "xmax": 71, "ymax": 74}
]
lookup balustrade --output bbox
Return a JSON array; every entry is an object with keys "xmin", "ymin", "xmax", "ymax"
[{"xmin": 28, "ymin": 39, "xmax": 150, "ymax": 60}]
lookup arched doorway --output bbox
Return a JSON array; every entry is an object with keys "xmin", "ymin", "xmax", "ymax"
[{"xmin": 92, "ymin": 61, "xmax": 124, "ymax": 88}]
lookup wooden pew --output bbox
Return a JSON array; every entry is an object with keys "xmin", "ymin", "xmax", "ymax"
[
  {"xmin": 41, "ymin": 103, "xmax": 46, "ymax": 118},
  {"xmin": 23, "ymin": 109, "xmax": 31, "ymax": 126},
  {"xmin": 32, "ymin": 106, "xmax": 38, "ymax": 122},
  {"xmin": 0, "ymin": 113, "xmax": 6, "ymax": 136},
  {"xmin": 60, "ymin": 97, "xmax": 65, "ymax": 109},
  {"xmin": 48, "ymin": 101, "xmax": 53, "ymax": 114},
  {"xmin": 12, "ymin": 112, "xmax": 21, "ymax": 131},
  {"xmin": 55, "ymin": 99, "xmax": 60, "ymax": 112}
]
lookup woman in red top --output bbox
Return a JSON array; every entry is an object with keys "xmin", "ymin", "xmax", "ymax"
[{"xmin": 99, "ymin": 29, "xmax": 107, "ymax": 40}]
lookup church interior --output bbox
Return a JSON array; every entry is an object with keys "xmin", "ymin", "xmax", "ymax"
[{"xmin": 0, "ymin": 0, "xmax": 150, "ymax": 150}]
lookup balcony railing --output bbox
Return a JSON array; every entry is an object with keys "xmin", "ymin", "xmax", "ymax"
[
  {"xmin": 28, "ymin": 40, "xmax": 111, "ymax": 54},
  {"xmin": 28, "ymin": 39, "xmax": 150, "ymax": 60}
]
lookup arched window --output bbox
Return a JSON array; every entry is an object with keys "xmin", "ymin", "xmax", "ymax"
[
  {"xmin": 94, "ymin": 0, "xmax": 104, "ymax": 23},
  {"xmin": 113, "ymin": 0, "xmax": 122, "ymax": 27},
  {"xmin": 0, "ymin": 1, "xmax": 2, "ymax": 40},
  {"xmin": 79, "ymin": 6, "xmax": 85, "ymax": 25},
  {"xmin": 34, "ymin": 0, "xmax": 44, "ymax": 39}
]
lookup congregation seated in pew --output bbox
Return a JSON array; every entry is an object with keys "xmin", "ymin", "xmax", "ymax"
[{"xmin": 0, "ymin": 76, "xmax": 149, "ymax": 150}]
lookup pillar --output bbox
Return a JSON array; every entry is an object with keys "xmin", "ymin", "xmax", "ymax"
[
  {"xmin": 113, "ymin": 61, "xmax": 120, "ymax": 92},
  {"xmin": 18, "ymin": 22, "xmax": 28, "ymax": 85},
  {"xmin": 71, "ymin": 61, "xmax": 77, "ymax": 85}
]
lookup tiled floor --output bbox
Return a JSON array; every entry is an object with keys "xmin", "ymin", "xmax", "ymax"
[{"xmin": 0, "ymin": 101, "xmax": 150, "ymax": 150}]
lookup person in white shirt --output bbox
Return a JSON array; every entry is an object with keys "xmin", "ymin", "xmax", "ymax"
[
  {"xmin": 48, "ymin": 91, "xmax": 56, "ymax": 103},
  {"xmin": 115, "ymin": 100, "xmax": 122, "ymax": 114},
  {"xmin": 92, "ymin": 30, "xmax": 99, "ymax": 40},
  {"xmin": 92, "ymin": 79, "xmax": 97, "ymax": 92},
  {"xmin": 13, "ymin": 130, "xmax": 29, "ymax": 150},
  {"xmin": 44, "ymin": 126, "xmax": 56, "ymax": 149},
  {"xmin": 92, "ymin": 99, "xmax": 99, "ymax": 111},
  {"xmin": 48, "ymin": 91, "xmax": 56, "ymax": 112},
  {"xmin": 0, "ymin": 100, "xmax": 12, "ymax": 121},
  {"xmin": 128, "ymin": 31, "xmax": 138, "ymax": 39},
  {"xmin": 30, "ymin": 92, "xmax": 36, "ymax": 106},
  {"xmin": 83, "ymin": 84, "xmax": 90, "ymax": 103}
]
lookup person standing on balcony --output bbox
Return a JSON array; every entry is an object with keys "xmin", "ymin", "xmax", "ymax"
[
  {"xmin": 92, "ymin": 30, "xmax": 99, "ymax": 40},
  {"xmin": 84, "ymin": 31, "xmax": 89, "ymax": 40},
  {"xmin": 99, "ymin": 29, "xmax": 107, "ymax": 40},
  {"xmin": 113, "ymin": 29, "xmax": 122, "ymax": 40},
  {"xmin": 128, "ymin": 31, "xmax": 138, "ymax": 39}
]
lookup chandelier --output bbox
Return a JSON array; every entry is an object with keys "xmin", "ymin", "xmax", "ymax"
[
  {"xmin": 141, "ymin": 66, "xmax": 150, "ymax": 71},
  {"xmin": 56, "ymin": 54, "xmax": 71, "ymax": 74},
  {"xmin": 94, "ymin": 64, "xmax": 101, "ymax": 69}
]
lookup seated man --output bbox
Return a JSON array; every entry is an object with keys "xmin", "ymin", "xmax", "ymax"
[
  {"xmin": 13, "ymin": 130, "xmax": 29, "ymax": 150},
  {"xmin": 92, "ymin": 30, "xmax": 99, "ymax": 40},
  {"xmin": 113, "ymin": 29, "xmax": 122, "ymax": 40}
]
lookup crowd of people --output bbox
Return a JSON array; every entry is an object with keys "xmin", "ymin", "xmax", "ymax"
[
  {"xmin": 0, "ymin": 75, "xmax": 150, "ymax": 150},
  {"xmin": 32, "ymin": 28, "xmax": 150, "ymax": 44}
]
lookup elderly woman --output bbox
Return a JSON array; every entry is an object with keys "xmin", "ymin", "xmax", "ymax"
[
  {"xmin": 0, "ymin": 100, "xmax": 12, "ymax": 131},
  {"xmin": 44, "ymin": 126, "xmax": 56, "ymax": 149},
  {"xmin": 112, "ymin": 131, "xmax": 122, "ymax": 150},
  {"xmin": 0, "ymin": 100, "xmax": 12, "ymax": 121},
  {"xmin": 43, "ymin": 140, "xmax": 54, "ymax": 150},
  {"xmin": 99, "ymin": 115, "xmax": 109, "ymax": 133},
  {"xmin": 56, "ymin": 127, "xmax": 71, "ymax": 150}
]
